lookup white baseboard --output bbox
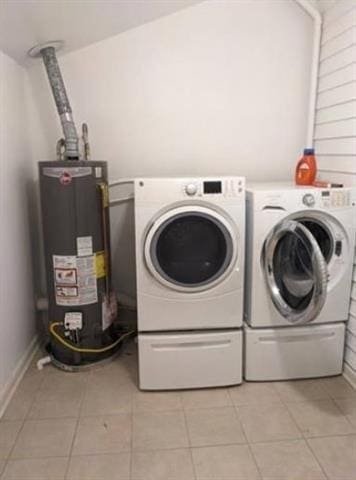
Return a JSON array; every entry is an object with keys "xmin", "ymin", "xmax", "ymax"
[
  {"xmin": 0, "ymin": 336, "xmax": 39, "ymax": 419},
  {"xmin": 343, "ymin": 362, "xmax": 356, "ymax": 390}
]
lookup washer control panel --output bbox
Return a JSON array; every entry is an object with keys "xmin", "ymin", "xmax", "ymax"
[
  {"xmin": 182, "ymin": 178, "xmax": 244, "ymax": 198},
  {"xmin": 303, "ymin": 193, "xmax": 315, "ymax": 207},
  {"xmin": 297, "ymin": 190, "xmax": 352, "ymax": 209},
  {"xmin": 320, "ymin": 190, "xmax": 351, "ymax": 208}
]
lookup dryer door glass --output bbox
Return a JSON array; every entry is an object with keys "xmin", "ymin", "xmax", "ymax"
[
  {"xmin": 149, "ymin": 212, "xmax": 234, "ymax": 288},
  {"xmin": 263, "ymin": 220, "xmax": 328, "ymax": 324}
]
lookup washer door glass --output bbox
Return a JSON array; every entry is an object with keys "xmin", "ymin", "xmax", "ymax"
[
  {"xmin": 299, "ymin": 219, "xmax": 333, "ymax": 263},
  {"xmin": 263, "ymin": 220, "xmax": 328, "ymax": 324},
  {"xmin": 148, "ymin": 211, "xmax": 234, "ymax": 289}
]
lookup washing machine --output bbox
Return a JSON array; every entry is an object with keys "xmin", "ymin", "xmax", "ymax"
[
  {"xmin": 244, "ymin": 183, "xmax": 356, "ymax": 381},
  {"xmin": 135, "ymin": 177, "xmax": 245, "ymax": 390}
]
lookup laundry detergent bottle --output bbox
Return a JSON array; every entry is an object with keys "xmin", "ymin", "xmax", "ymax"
[{"xmin": 295, "ymin": 148, "xmax": 317, "ymax": 185}]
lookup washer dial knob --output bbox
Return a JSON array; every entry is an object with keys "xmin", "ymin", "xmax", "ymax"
[
  {"xmin": 303, "ymin": 193, "xmax": 315, "ymax": 207},
  {"xmin": 185, "ymin": 183, "xmax": 198, "ymax": 196}
]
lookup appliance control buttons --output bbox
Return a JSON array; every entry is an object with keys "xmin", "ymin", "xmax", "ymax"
[
  {"xmin": 331, "ymin": 191, "xmax": 350, "ymax": 207},
  {"xmin": 185, "ymin": 183, "xmax": 198, "ymax": 196},
  {"xmin": 303, "ymin": 193, "xmax": 315, "ymax": 207}
]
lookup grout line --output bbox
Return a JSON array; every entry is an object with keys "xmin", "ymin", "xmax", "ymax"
[
  {"xmin": 63, "ymin": 373, "xmax": 90, "ymax": 480},
  {"xmin": 2, "ymin": 359, "xmax": 50, "ymax": 467},
  {"xmin": 244, "ymin": 443, "xmax": 264, "ymax": 480},
  {"xmin": 129, "ymin": 387, "xmax": 134, "ymax": 480},
  {"xmin": 6, "ymin": 435, "xmax": 356, "ymax": 459},
  {"xmin": 23, "ymin": 368, "xmax": 48, "ymax": 420},
  {"xmin": 329, "ymin": 396, "xmax": 356, "ymax": 432},
  {"xmin": 303, "ymin": 431, "xmax": 356, "ymax": 440},
  {"xmin": 132, "ymin": 442, "xmax": 252, "ymax": 452},
  {"xmin": 232, "ymin": 402, "xmax": 263, "ymax": 479},
  {"xmin": 304, "ymin": 436, "xmax": 332, "ymax": 480},
  {"xmin": 283, "ymin": 396, "xmax": 356, "ymax": 441},
  {"xmin": 0, "ymin": 460, "xmax": 5, "ymax": 479},
  {"xmin": 265, "ymin": 385, "xmax": 308, "ymax": 441},
  {"xmin": 131, "ymin": 443, "xmax": 218, "ymax": 453},
  {"xmin": 182, "ymin": 401, "xmax": 198, "ymax": 480},
  {"xmin": 183, "ymin": 403, "xmax": 237, "ymax": 411},
  {"xmin": 8, "ymin": 414, "xmax": 87, "ymax": 422},
  {"xmin": 1, "ymin": 419, "xmax": 25, "ymax": 475},
  {"xmin": 127, "ymin": 344, "xmax": 138, "ymax": 480},
  {"xmin": 2, "ymin": 454, "xmax": 71, "ymax": 459}
]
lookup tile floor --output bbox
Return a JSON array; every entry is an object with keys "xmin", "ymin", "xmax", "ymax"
[{"xmin": 0, "ymin": 340, "xmax": 355, "ymax": 480}]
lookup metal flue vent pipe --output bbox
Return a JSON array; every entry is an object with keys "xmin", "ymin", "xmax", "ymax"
[{"xmin": 28, "ymin": 41, "xmax": 79, "ymax": 160}]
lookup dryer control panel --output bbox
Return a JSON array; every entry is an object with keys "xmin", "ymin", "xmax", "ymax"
[
  {"xmin": 183, "ymin": 178, "xmax": 244, "ymax": 198},
  {"xmin": 135, "ymin": 177, "xmax": 245, "ymax": 205}
]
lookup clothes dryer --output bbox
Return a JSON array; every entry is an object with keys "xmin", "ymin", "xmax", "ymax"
[{"xmin": 135, "ymin": 177, "xmax": 245, "ymax": 389}]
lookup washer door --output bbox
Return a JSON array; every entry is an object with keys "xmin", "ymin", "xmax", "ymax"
[
  {"xmin": 263, "ymin": 219, "xmax": 328, "ymax": 324},
  {"xmin": 145, "ymin": 206, "xmax": 237, "ymax": 292},
  {"xmin": 297, "ymin": 218, "xmax": 334, "ymax": 263}
]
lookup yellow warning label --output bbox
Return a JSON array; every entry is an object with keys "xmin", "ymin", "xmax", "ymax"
[{"xmin": 95, "ymin": 251, "xmax": 106, "ymax": 279}]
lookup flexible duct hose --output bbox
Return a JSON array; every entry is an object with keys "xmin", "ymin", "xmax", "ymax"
[{"xmin": 40, "ymin": 46, "xmax": 79, "ymax": 160}]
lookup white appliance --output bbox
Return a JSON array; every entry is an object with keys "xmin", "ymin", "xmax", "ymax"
[
  {"xmin": 244, "ymin": 183, "xmax": 356, "ymax": 381},
  {"xmin": 135, "ymin": 177, "xmax": 245, "ymax": 390}
]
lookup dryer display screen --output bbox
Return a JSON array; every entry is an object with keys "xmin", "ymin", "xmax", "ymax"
[{"xmin": 204, "ymin": 181, "xmax": 222, "ymax": 194}]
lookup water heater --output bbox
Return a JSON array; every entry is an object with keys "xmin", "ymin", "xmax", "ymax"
[
  {"xmin": 30, "ymin": 42, "xmax": 125, "ymax": 368},
  {"xmin": 39, "ymin": 160, "xmax": 121, "ymax": 366}
]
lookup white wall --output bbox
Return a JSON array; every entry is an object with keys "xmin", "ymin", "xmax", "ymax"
[
  {"xmin": 0, "ymin": 51, "xmax": 37, "ymax": 407},
  {"xmin": 315, "ymin": 0, "xmax": 356, "ymax": 179},
  {"xmin": 26, "ymin": 0, "xmax": 314, "ymax": 299},
  {"xmin": 314, "ymin": 0, "xmax": 356, "ymax": 379}
]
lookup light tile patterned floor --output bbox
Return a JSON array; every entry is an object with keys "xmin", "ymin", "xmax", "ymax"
[{"xmin": 0, "ymin": 340, "xmax": 355, "ymax": 480}]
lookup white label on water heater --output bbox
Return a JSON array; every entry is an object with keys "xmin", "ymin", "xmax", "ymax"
[
  {"xmin": 53, "ymin": 255, "xmax": 98, "ymax": 306},
  {"xmin": 64, "ymin": 312, "xmax": 83, "ymax": 330},
  {"xmin": 77, "ymin": 236, "xmax": 93, "ymax": 257}
]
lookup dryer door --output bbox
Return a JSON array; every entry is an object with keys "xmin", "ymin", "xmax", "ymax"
[
  {"xmin": 145, "ymin": 206, "xmax": 237, "ymax": 292},
  {"xmin": 263, "ymin": 220, "xmax": 328, "ymax": 324}
]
